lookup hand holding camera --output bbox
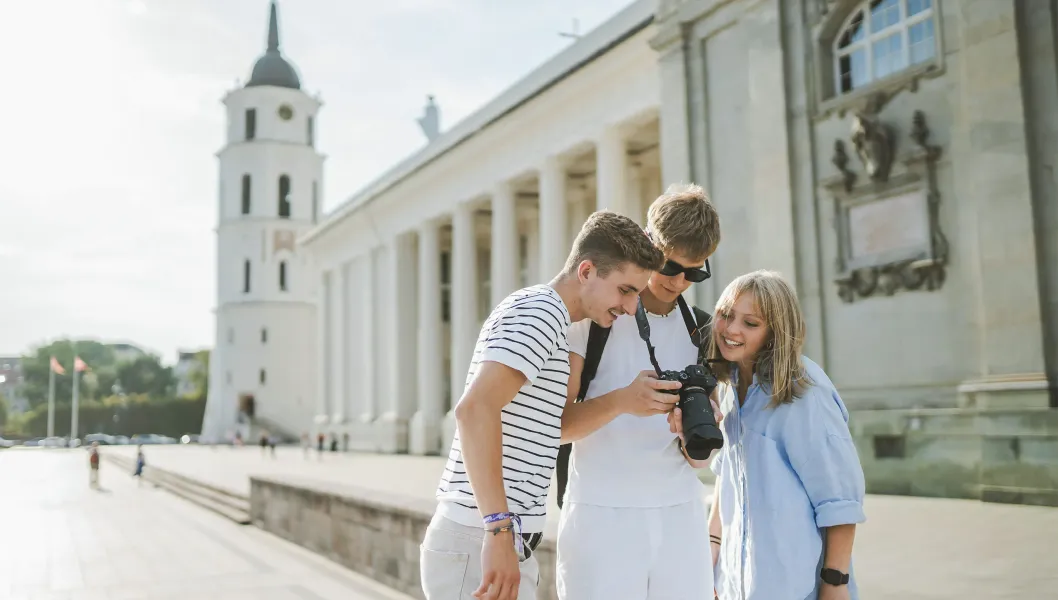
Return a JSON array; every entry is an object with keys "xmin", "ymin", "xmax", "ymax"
[
  {"xmin": 668, "ymin": 395, "xmax": 723, "ymax": 452},
  {"xmin": 618, "ymin": 370, "xmax": 683, "ymax": 417},
  {"xmin": 658, "ymin": 364, "xmax": 725, "ymax": 459}
]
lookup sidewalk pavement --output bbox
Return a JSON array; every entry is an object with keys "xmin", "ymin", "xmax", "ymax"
[
  {"xmin": 0, "ymin": 448, "xmax": 415, "ymax": 600},
  {"xmin": 109, "ymin": 444, "xmax": 1058, "ymax": 599}
]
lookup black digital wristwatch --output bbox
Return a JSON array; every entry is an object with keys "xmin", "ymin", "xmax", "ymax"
[{"xmin": 820, "ymin": 568, "xmax": 850, "ymax": 586}]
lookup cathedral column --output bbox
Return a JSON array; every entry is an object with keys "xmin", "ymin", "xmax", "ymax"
[
  {"xmin": 411, "ymin": 221, "xmax": 444, "ymax": 455},
  {"xmin": 315, "ymin": 269, "xmax": 331, "ymax": 430},
  {"xmin": 378, "ymin": 232, "xmax": 417, "ymax": 453},
  {"xmin": 595, "ymin": 124, "xmax": 630, "ymax": 216},
  {"xmin": 328, "ymin": 264, "xmax": 345, "ymax": 424},
  {"xmin": 442, "ymin": 202, "xmax": 480, "ymax": 455},
  {"xmin": 539, "ymin": 155, "xmax": 569, "ymax": 277},
  {"xmin": 357, "ymin": 253, "xmax": 376, "ymax": 427},
  {"xmin": 491, "ymin": 182, "xmax": 519, "ymax": 305}
]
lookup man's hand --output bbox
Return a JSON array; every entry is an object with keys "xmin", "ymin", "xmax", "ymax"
[
  {"xmin": 618, "ymin": 370, "xmax": 682, "ymax": 417},
  {"xmin": 474, "ymin": 530, "xmax": 521, "ymax": 600},
  {"xmin": 819, "ymin": 584, "xmax": 850, "ymax": 600}
]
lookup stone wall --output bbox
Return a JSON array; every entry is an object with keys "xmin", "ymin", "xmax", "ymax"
[
  {"xmin": 849, "ymin": 407, "xmax": 1058, "ymax": 505},
  {"xmin": 249, "ymin": 475, "xmax": 562, "ymax": 600}
]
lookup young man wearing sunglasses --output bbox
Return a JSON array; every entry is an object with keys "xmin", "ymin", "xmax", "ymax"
[{"xmin": 555, "ymin": 184, "xmax": 722, "ymax": 599}]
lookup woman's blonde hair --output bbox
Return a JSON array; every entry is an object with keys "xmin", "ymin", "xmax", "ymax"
[{"xmin": 705, "ymin": 270, "xmax": 812, "ymax": 406}]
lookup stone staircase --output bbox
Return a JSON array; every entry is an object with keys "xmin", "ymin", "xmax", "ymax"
[{"xmin": 104, "ymin": 453, "xmax": 251, "ymax": 524}]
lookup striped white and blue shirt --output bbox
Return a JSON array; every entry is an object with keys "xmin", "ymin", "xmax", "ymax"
[{"xmin": 436, "ymin": 284, "xmax": 572, "ymax": 533}]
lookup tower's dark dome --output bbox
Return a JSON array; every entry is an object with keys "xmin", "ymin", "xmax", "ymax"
[{"xmin": 245, "ymin": 2, "xmax": 301, "ymax": 90}]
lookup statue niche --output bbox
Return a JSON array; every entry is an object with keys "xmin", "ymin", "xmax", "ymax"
[{"xmin": 850, "ymin": 112, "xmax": 894, "ymax": 183}]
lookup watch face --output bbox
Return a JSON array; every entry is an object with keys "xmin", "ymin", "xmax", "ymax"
[{"xmin": 278, "ymin": 104, "xmax": 294, "ymax": 120}]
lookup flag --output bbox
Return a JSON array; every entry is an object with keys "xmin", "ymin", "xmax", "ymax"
[
  {"xmin": 50, "ymin": 356, "xmax": 65, "ymax": 375},
  {"xmin": 74, "ymin": 356, "xmax": 88, "ymax": 372}
]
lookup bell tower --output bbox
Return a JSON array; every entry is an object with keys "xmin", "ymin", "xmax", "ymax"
[{"xmin": 201, "ymin": 1, "xmax": 322, "ymax": 442}]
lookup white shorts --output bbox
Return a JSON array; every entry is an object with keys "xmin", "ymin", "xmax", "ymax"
[
  {"xmin": 557, "ymin": 500, "xmax": 713, "ymax": 600},
  {"xmin": 420, "ymin": 513, "xmax": 540, "ymax": 600}
]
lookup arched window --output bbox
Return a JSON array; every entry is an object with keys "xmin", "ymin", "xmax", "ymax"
[
  {"xmin": 243, "ymin": 260, "xmax": 251, "ymax": 293},
  {"xmin": 279, "ymin": 261, "xmax": 288, "ymax": 291},
  {"xmin": 241, "ymin": 174, "xmax": 251, "ymax": 215},
  {"xmin": 834, "ymin": 0, "xmax": 935, "ymax": 95},
  {"xmin": 245, "ymin": 108, "xmax": 256, "ymax": 140},
  {"xmin": 278, "ymin": 175, "xmax": 291, "ymax": 218}
]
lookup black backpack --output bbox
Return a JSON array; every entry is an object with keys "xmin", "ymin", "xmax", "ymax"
[{"xmin": 555, "ymin": 295, "xmax": 711, "ymax": 508}]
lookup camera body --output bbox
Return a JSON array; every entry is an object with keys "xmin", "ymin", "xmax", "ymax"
[{"xmin": 659, "ymin": 363, "xmax": 725, "ymax": 460}]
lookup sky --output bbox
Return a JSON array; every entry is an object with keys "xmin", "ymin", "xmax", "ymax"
[{"xmin": 0, "ymin": 0, "xmax": 636, "ymax": 363}]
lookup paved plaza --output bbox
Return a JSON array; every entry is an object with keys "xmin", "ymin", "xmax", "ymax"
[
  {"xmin": 0, "ymin": 448, "xmax": 414, "ymax": 600},
  {"xmin": 107, "ymin": 443, "xmax": 1058, "ymax": 600}
]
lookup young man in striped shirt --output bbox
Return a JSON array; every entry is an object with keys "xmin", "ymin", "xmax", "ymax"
[{"xmin": 422, "ymin": 211, "xmax": 665, "ymax": 600}]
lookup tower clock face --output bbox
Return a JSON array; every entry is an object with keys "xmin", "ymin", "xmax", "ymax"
[{"xmin": 278, "ymin": 104, "xmax": 294, "ymax": 120}]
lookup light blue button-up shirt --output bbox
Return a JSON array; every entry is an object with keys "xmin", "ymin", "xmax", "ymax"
[{"xmin": 710, "ymin": 357, "xmax": 866, "ymax": 600}]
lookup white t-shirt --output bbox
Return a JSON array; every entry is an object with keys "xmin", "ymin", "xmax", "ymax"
[
  {"xmin": 566, "ymin": 308, "xmax": 705, "ymax": 507},
  {"xmin": 436, "ymin": 284, "xmax": 572, "ymax": 533}
]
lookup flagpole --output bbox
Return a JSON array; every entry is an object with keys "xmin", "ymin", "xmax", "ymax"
[
  {"xmin": 47, "ymin": 361, "xmax": 56, "ymax": 438},
  {"xmin": 71, "ymin": 362, "xmax": 80, "ymax": 442}
]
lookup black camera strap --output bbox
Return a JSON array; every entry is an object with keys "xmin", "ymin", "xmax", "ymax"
[
  {"xmin": 635, "ymin": 294, "xmax": 710, "ymax": 377},
  {"xmin": 634, "ymin": 298, "xmax": 665, "ymax": 377}
]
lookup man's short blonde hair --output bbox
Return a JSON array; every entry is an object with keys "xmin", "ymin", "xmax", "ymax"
[{"xmin": 646, "ymin": 183, "xmax": 721, "ymax": 262}]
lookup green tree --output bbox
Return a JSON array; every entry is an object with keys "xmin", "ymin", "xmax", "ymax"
[
  {"xmin": 116, "ymin": 355, "xmax": 174, "ymax": 398},
  {"xmin": 0, "ymin": 391, "xmax": 8, "ymax": 428}
]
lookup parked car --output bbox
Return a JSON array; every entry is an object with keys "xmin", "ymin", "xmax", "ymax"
[
  {"xmin": 0, "ymin": 437, "xmax": 16, "ymax": 448},
  {"xmin": 84, "ymin": 433, "xmax": 114, "ymax": 445}
]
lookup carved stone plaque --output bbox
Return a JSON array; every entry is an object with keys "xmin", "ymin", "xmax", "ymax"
[
  {"xmin": 847, "ymin": 190, "xmax": 930, "ymax": 263},
  {"xmin": 822, "ymin": 110, "xmax": 948, "ymax": 303}
]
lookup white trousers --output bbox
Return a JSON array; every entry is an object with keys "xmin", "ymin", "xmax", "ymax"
[
  {"xmin": 420, "ymin": 513, "xmax": 540, "ymax": 600},
  {"xmin": 557, "ymin": 500, "xmax": 713, "ymax": 600}
]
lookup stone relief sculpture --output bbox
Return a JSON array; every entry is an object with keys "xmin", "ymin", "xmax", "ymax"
[
  {"xmin": 832, "ymin": 139, "xmax": 856, "ymax": 192},
  {"xmin": 850, "ymin": 112, "xmax": 894, "ymax": 182},
  {"xmin": 822, "ymin": 110, "xmax": 948, "ymax": 303}
]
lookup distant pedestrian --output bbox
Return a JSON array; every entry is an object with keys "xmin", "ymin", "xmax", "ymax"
[
  {"xmin": 268, "ymin": 434, "xmax": 277, "ymax": 458},
  {"xmin": 133, "ymin": 445, "xmax": 146, "ymax": 486},
  {"xmin": 330, "ymin": 433, "xmax": 338, "ymax": 453},
  {"xmin": 316, "ymin": 432, "xmax": 325, "ymax": 459},
  {"xmin": 259, "ymin": 431, "xmax": 269, "ymax": 455},
  {"xmin": 88, "ymin": 442, "xmax": 101, "ymax": 488}
]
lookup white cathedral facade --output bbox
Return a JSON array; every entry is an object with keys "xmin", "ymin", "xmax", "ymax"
[
  {"xmin": 201, "ymin": 2, "xmax": 322, "ymax": 443},
  {"xmin": 204, "ymin": 0, "xmax": 1058, "ymax": 489}
]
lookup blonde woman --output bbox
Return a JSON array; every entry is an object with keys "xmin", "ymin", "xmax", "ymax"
[{"xmin": 670, "ymin": 270, "xmax": 866, "ymax": 600}]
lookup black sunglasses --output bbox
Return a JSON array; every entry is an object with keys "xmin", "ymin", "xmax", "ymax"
[{"xmin": 658, "ymin": 258, "xmax": 711, "ymax": 283}]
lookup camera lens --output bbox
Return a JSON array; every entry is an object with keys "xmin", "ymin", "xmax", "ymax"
[{"xmin": 677, "ymin": 365, "xmax": 724, "ymax": 459}]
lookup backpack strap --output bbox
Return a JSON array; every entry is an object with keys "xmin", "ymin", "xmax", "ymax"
[
  {"xmin": 576, "ymin": 322, "xmax": 612, "ymax": 402},
  {"xmin": 558, "ymin": 321, "xmax": 612, "ymax": 509}
]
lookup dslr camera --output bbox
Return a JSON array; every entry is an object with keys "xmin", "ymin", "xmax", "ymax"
[{"xmin": 659, "ymin": 363, "xmax": 724, "ymax": 460}]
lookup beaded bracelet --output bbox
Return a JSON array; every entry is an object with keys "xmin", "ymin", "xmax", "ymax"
[{"xmin": 483, "ymin": 512, "xmax": 523, "ymax": 555}]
